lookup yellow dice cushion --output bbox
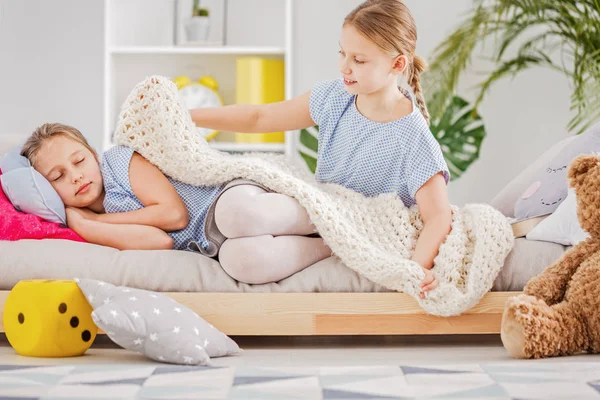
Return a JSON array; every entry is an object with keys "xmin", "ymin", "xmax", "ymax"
[{"xmin": 3, "ymin": 279, "xmax": 98, "ymax": 357}]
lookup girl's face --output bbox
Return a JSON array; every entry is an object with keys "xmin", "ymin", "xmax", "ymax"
[
  {"xmin": 34, "ymin": 135, "xmax": 104, "ymax": 209},
  {"xmin": 338, "ymin": 24, "xmax": 406, "ymax": 95}
]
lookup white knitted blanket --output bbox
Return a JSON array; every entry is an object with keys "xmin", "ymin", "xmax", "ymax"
[{"xmin": 113, "ymin": 76, "xmax": 514, "ymax": 316}]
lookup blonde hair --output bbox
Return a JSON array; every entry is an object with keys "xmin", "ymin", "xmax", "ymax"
[
  {"xmin": 22, "ymin": 123, "xmax": 98, "ymax": 167},
  {"xmin": 345, "ymin": 0, "xmax": 430, "ymax": 124}
]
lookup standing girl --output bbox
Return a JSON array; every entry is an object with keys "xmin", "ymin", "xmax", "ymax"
[{"xmin": 191, "ymin": 0, "xmax": 452, "ymax": 297}]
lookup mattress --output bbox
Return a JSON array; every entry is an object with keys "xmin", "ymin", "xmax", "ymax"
[{"xmin": 0, "ymin": 237, "xmax": 563, "ymax": 292}]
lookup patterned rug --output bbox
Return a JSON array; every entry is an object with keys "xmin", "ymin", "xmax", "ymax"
[{"xmin": 1, "ymin": 362, "xmax": 600, "ymax": 399}]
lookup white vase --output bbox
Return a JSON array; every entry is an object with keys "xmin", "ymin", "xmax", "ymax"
[{"xmin": 185, "ymin": 16, "xmax": 211, "ymax": 43}]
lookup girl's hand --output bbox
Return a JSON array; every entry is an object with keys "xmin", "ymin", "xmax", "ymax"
[
  {"xmin": 419, "ymin": 266, "xmax": 439, "ymax": 299},
  {"xmin": 66, "ymin": 207, "xmax": 98, "ymax": 222},
  {"xmin": 75, "ymin": 207, "xmax": 99, "ymax": 221},
  {"xmin": 65, "ymin": 207, "xmax": 86, "ymax": 229}
]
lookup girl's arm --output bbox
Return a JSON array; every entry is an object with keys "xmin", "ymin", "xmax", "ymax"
[
  {"xmin": 412, "ymin": 173, "xmax": 453, "ymax": 291},
  {"xmin": 91, "ymin": 152, "xmax": 189, "ymax": 232},
  {"xmin": 190, "ymin": 91, "xmax": 315, "ymax": 133},
  {"xmin": 67, "ymin": 208, "xmax": 173, "ymax": 251}
]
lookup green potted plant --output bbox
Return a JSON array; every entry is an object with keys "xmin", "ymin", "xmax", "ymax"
[
  {"xmin": 185, "ymin": 0, "xmax": 211, "ymax": 43},
  {"xmin": 425, "ymin": 0, "xmax": 600, "ymax": 134}
]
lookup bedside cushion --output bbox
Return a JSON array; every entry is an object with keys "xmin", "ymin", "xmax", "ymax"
[
  {"xmin": 526, "ymin": 188, "xmax": 589, "ymax": 246},
  {"xmin": 490, "ymin": 136, "xmax": 575, "ymax": 218},
  {"xmin": 513, "ymin": 122, "xmax": 600, "ymax": 221}
]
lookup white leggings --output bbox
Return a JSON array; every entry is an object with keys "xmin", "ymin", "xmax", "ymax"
[{"xmin": 214, "ymin": 184, "xmax": 332, "ymax": 284}]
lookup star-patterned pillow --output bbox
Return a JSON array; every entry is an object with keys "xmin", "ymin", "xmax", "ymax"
[{"xmin": 75, "ymin": 278, "xmax": 241, "ymax": 365}]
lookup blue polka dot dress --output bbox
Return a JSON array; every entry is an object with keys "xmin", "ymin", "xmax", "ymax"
[
  {"xmin": 101, "ymin": 146, "xmax": 225, "ymax": 251},
  {"xmin": 309, "ymin": 78, "xmax": 450, "ymax": 207}
]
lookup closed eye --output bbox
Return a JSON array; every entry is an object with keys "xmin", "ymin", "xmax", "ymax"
[
  {"xmin": 52, "ymin": 174, "xmax": 63, "ymax": 182},
  {"xmin": 546, "ymin": 165, "xmax": 567, "ymax": 173},
  {"xmin": 75, "ymin": 158, "xmax": 85, "ymax": 164},
  {"xmin": 338, "ymin": 51, "xmax": 365, "ymax": 64}
]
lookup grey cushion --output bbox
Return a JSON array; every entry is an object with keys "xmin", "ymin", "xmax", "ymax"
[
  {"xmin": 0, "ymin": 238, "xmax": 560, "ymax": 292},
  {"xmin": 1, "ymin": 146, "xmax": 67, "ymax": 224},
  {"xmin": 77, "ymin": 278, "xmax": 240, "ymax": 365},
  {"xmin": 513, "ymin": 122, "xmax": 600, "ymax": 221},
  {"xmin": 490, "ymin": 136, "xmax": 576, "ymax": 218}
]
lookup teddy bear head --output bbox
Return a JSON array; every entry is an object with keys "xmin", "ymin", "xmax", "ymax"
[{"xmin": 568, "ymin": 153, "xmax": 600, "ymax": 236}]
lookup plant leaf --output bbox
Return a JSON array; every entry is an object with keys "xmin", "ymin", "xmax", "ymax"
[
  {"xmin": 425, "ymin": 0, "xmax": 600, "ymax": 133},
  {"xmin": 298, "ymin": 126, "xmax": 319, "ymax": 173},
  {"xmin": 299, "ymin": 151, "xmax": 318, "ymax": 174},
  {"xmin": 429, "ymin": 94, "xmax": 486, "ymax": 181},
  {"xmin": 299, "ymin": 126, "xmax": 319, "ymax": 152}
]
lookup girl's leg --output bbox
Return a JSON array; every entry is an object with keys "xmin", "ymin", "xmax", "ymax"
[
  {"xmin": 218, "ymin": 235, "xmax": 332, "ymax": 284},
  {"xmin": 214, "ymin": 184, "xmax": 317, "ymax": 238}
]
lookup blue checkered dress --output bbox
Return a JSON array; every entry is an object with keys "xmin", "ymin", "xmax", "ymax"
[
  {"xmin": 101, "ymin": 146, "xmax": 225, "ymax": 251},
  {"xmin": 309, "ymin": 79, "xmax": 450, "ymax": 207}
]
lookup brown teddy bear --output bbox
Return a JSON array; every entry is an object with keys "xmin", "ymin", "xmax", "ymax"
[{"xmin": 501, "ymin": 153, "xmax": 600, "ymax": 359}]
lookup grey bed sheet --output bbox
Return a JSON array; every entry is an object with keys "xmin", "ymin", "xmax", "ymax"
[{"xmin": 0, "ymin": 238, "xmax": 563, "ymax": 293}]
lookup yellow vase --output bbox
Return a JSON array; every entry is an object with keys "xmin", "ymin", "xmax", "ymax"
[{"xmin": 235, "ymin": 57, "xmax": 285, "ymax": 143}]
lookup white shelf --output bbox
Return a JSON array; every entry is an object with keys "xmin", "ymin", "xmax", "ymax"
[
  {"xmin": 208, "ymin": 142, "xmax": 285, "ymax": 153},
  {"xmin": 104, "ymin": 0, "xmax": 295, "ymax": 157},
  {"xmin": 109, "ymin": 46, "xmax": 286, "ymax": 55}
]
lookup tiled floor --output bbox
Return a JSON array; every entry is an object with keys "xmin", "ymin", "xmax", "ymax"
[
  {"xmin": 2, "ymin": 335, "xmax": 600, "ymax": 399},
  {"xmin": 3, "ymin": 333, "xmax": 600, "ymax": 367}
]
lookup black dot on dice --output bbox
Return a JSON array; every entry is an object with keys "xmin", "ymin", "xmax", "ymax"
[
  {"xmin": 81, "ymin": 330, "xmax": 91, "ymax": 342},
  {"xmin": 70, "ymin": 316, "xmax": 79, "ymax": 328},
  {"xmin": 18, "ymin": 313, "xmax": 24, "ymax": 324},
  {"xmin": 58, "ymin": 303, "xmax": 67, "ymax": 314}
]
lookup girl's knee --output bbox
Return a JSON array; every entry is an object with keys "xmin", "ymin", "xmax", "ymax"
[
  {"xmin": 218, "ymin": 237, "xmax": 273, "ymax": 284},
  {"xmin": 214, "ymin": 194, "xmax": 264, "ymax": 238}
]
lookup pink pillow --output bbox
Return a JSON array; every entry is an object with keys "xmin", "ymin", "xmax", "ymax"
[{"xmin": 0, "ymin": 169, "xmax": 85, "ymax": 242}]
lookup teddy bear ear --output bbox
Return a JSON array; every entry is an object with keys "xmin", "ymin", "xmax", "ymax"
[{"xmin": 568, "ymin": 153, "xmax": 600, "ymax": 186}]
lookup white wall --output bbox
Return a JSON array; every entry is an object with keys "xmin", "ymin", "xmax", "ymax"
[
  {"xmin": 0, "ymin": 0, "xmax": 573, "ymax": 206},
  {"xmin": 0, "ymin": 0, "xmax": 104, "ymax": 150}
]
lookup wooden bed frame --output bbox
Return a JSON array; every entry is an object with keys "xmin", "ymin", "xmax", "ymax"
[{"xmin": 0, "ymin": 291, "xmax": 517, "ymax": 335}]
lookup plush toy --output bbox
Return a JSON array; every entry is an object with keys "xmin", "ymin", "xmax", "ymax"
[
  {"xmin": 513, "ymin": 122, "xmax": 600, "ymax": 221},
  {"xmin": 501, "ymin": 153, "xmax": 600, "ymax": 359},
  {"xmin": 3, "ymin": 280, "xmax": 97, "ymax": 357}
]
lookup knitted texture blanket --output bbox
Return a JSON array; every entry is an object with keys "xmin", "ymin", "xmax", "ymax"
[{"xmin": 113, "ymin": 76, "xmax": 514, "ymax": 316}]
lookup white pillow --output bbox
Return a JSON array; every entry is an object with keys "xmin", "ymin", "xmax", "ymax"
[{"xmin": 526, "ymin": 188, "xmax": 589, "ymax": 246}]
